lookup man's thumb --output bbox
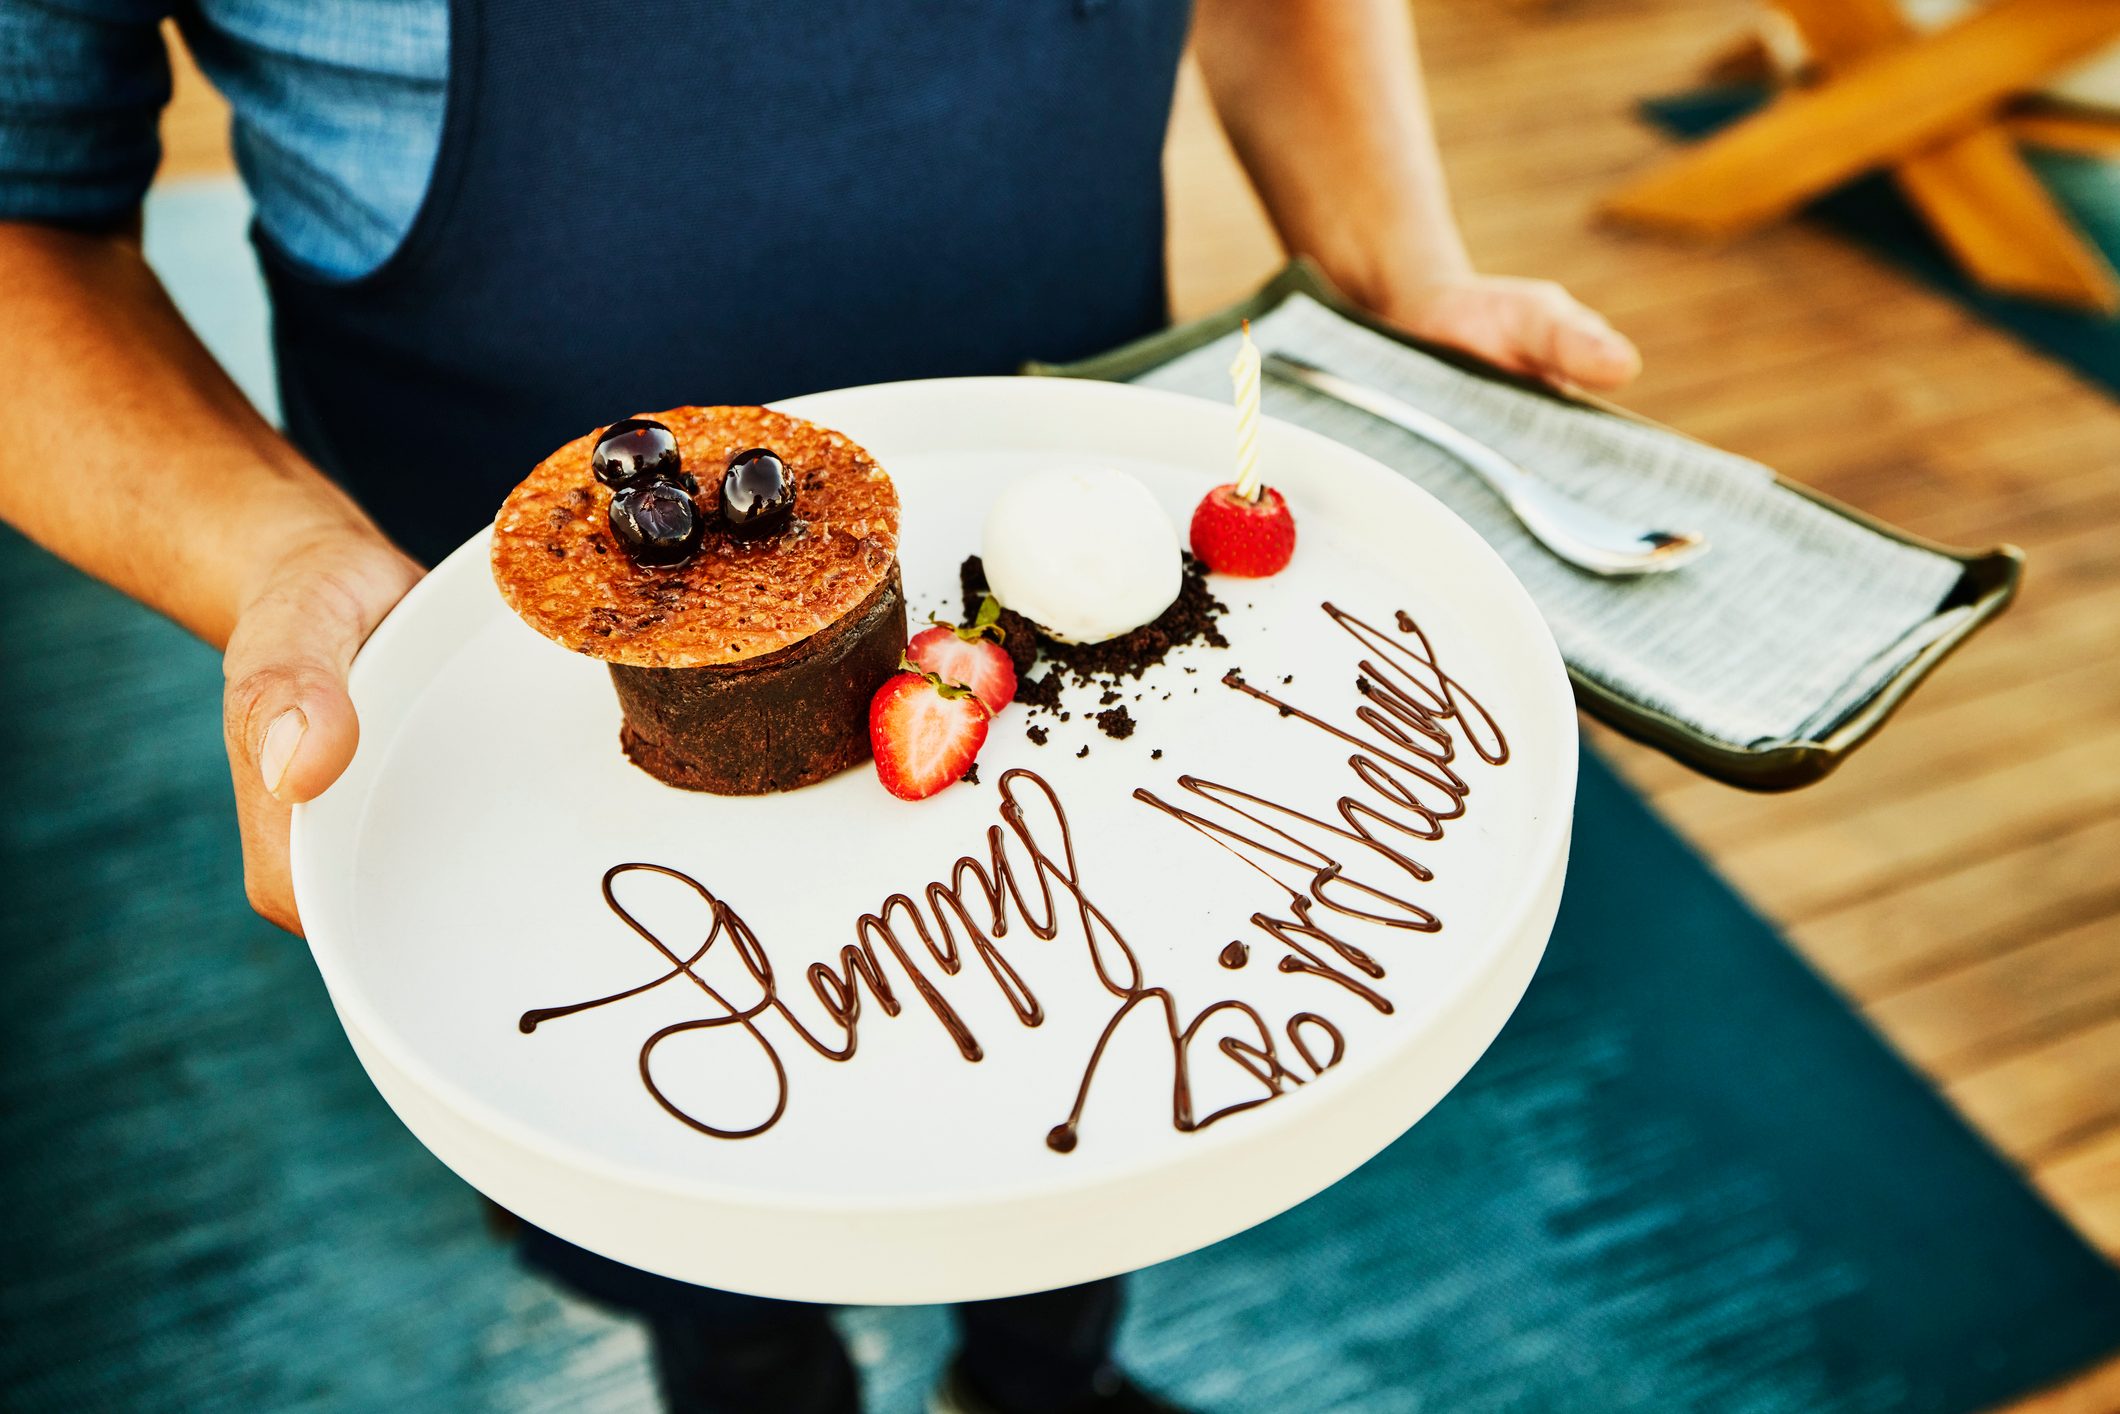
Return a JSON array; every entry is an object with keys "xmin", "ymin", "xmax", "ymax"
[{"xmin": 223, "ymin": 589, "xmax": 369, "ymax": 806}]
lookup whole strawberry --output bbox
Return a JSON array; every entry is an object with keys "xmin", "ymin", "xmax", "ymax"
[
  {"xmin": 869, "ymin": 664, "xmax": 992, "ymax": 801},
  {"xmin": 1189, "ymin": 483, "xmax": 1295, "ymax": 577},
  {"xmin": 904, "ymin": 595, "xmax": 1016, "ymax": 714}
]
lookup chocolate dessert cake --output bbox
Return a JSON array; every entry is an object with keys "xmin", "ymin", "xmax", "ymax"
[{"xmin": 492, "ymin": 406, "xmax": 905, "ymax": 794}]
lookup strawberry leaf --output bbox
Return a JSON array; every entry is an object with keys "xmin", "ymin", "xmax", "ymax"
[
  {"xmin": 895, "ymin": 654, "xmax": 981, "ymax": 701},
  {"xmin": 928, "ymin": 594, "xmax": 1007, "ymax": 643}
]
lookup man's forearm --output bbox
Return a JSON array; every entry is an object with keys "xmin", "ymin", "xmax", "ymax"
[
  {"xmin": 1192, "ymin": 0, "xmax": 1471, "ymax": 310},
  {"xmin": 0, "ymin": 223, "xmax": 394, "ymax": 648}
]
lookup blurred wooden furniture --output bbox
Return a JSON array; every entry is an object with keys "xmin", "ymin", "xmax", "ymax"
[
  {"xmin": 1604, "ymin": 0, "xmax": 2120, "ymax": 311},
  {"xmin": 2007, "ymin": 101, "xmax": 2120, "ymax": 154}
]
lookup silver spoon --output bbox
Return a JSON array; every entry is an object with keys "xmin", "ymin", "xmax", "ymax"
[{"xmin": 1262, "ymin": 353, "xmax": 1708, "ymax": 577}]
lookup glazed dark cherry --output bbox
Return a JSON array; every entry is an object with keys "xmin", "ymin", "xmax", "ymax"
[
  {"xmin": 720, "ymin": 447, "xmax": 797, "ymax": 536},
  {"xmin": 608, "ymin": 479, "xmax": 702, "ymax": 566},
  {"xmin": 592, "ymin": 418, "xmax": 682, "ymax": 488}
]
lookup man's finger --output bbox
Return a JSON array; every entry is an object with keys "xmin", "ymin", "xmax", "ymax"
[
  {"xmin": 231, "ymin": 763, "xmax": 301, "ymax": 934},
  {"xmin": 214, "ymin": 537, "xmax": 420, "ymax": 938},
  {"xmin": 1519, "ymin": 291, "xmax": 1639, "ymax": 391},
  {"xmin": 222, "ymin": 577, "xmax": 371, "ymax": 807},
  {"xmin": 225, "ymin": 662, "xmax": 360, "ymax": 806},
  {"xmin": 1550, "ymin": 319, "xmax": 1641, "ymax": 390}
]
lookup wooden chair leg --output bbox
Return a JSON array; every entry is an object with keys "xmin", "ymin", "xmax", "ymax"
[
  {"xmin": 1781, "ymin": 0, "xmax": 2120, "ymax": 311},
  {"xmin": 1601, "ymin": 0, "xmax": 2120, "ymax": 238},
  {"xmin": 2006, "ymin": 102, "xmax": 2120, "ymax": 157},
  {"xmin": 1892, "ymin": 128, "xmax": 2120, "ymax": 310}
]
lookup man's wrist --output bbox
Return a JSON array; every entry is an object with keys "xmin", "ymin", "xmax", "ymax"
[
  {"xmin": 227, "ymin": 481, "xmax": 419, "ymax": 633},
  {"xmin": 1307, "ymin": 213, "xmax": 1474, "ymax": 324}
]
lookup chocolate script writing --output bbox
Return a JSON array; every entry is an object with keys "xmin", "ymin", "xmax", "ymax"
[
  {"xmin": 520, "ymin": 603, "xmax": 1507, "ymax": 1152},
  {"xmin": 1132, "ymin": 603, "xmax": 1508, "ymax": 1016}
]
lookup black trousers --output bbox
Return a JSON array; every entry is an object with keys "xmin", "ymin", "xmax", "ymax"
[{"xmin": 518, "ymin": 1223, "xmax": 1124, "ymax": 1414}]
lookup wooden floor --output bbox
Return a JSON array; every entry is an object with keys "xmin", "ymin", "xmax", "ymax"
[{"xmin": 160, "ymin": 4, "xmax": 2120, "ymax": 1407}]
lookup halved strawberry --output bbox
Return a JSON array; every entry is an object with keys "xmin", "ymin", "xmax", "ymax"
[
  {"xmin": 1189, "ymin": 483, "xmax": 1295, "ymax": 578},
  {"xmin": 869, "ymin": 666, "xmax": 992, "ymax": 801},
  {"xmin": 905, "ymin": 595, "xmax": 1017, "ymax": 713}
]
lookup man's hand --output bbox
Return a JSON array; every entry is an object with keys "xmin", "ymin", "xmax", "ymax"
[
  {"xmin": 0, "ymin": 223, "xmax": 427, "ymax": 936},
  {"xmin": 1193, "ymin": 0, "xmax": 1643, "ymax": 395},
  {"xmin": 1376, "ymin": 274, "xmax": 1642, "ymax": 393},
  {"xmin": 221, "ymin": 531, "xmax": 422, "ymax": 934}
]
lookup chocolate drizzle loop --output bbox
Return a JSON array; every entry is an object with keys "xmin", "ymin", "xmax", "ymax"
[
  {"xmin": 520, "ymin": 603, "xmax": 1508, "ymax": 1155},
  {"xmin": 519, "ymin": 863, "xmax": 789, "ymax": 1140}
]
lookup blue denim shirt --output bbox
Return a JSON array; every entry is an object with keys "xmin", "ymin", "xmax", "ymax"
[{"xmin": 0, "ymin": 0, "xmax": 446, "ymax": 279}]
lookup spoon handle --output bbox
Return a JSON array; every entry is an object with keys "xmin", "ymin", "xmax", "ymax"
[
  {"xmin": 1262, "ymin": 353, "xmax": 1536, "ymax": 502},
  {"xmin": 1260, "ymin": 352, "xmax": 1708, "ymax": 577}
]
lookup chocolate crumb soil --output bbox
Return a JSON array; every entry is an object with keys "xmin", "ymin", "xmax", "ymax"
[
  {"xmin": 1016, "ymin": 672, "xmax": 1062, "ymax": 712},
  {"xmin": 957, "ymin": 551, "xmax": 1231, "ymax": 758},
  {"xmin": 961, "ymin": 553, "xmax": 1228, "ymax": 688},
  {"xmin": 961, "ymin": 762, "xmax": 980, "ymax": 785},
  {"xmin": 1151, "ymin": 748, "xmax": 1163, "ymax": 760}
]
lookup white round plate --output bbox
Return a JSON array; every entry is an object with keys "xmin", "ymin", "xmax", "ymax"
[{"xmin": 292, "ymin": 376, "xmax": 1576, "ymax": 1304}]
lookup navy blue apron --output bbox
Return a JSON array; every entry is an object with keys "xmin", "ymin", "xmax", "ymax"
[
  {"xmin": 260, "ymin": 0, "xmax": 1195, "ymax": 567},
  {"xmin": 251, "ymin": 0, "xmax": 1193, "ymax": 1360}
]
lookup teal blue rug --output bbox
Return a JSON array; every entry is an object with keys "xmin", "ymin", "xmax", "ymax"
[
  {"xmin": 5, "ymin": 515, "xmax": 2120, "ymax": 1411},
  {"xmin": 1644, "ymin": 88, "xmax": 2120, "ymax": 393}
]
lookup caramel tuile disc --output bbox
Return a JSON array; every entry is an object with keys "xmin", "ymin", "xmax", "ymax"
[{"xmin": 492, "ymin": 406, "xmax": 900, "ymax": 668}]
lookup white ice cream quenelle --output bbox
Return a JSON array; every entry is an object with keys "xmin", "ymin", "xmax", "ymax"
[{"xmin": 980, "ymin": 465, "xmax": 1182, "ymax": 644}]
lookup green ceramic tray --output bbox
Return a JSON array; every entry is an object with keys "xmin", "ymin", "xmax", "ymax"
[{"xmin": 1025, "ymin": 260, "xmax": 2023, "ymax": 793}]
